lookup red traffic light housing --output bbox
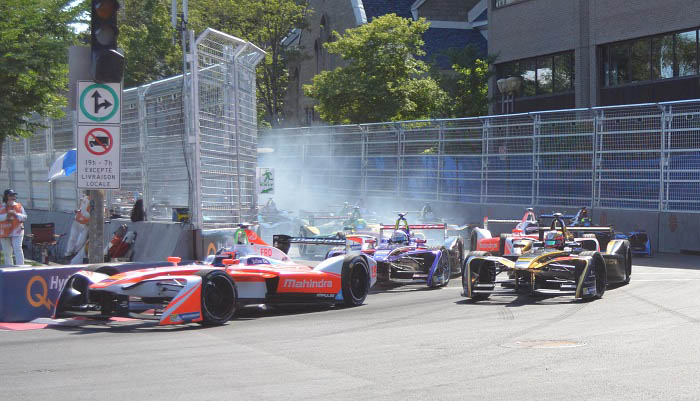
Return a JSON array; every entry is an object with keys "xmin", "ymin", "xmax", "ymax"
[{"xmin": 91, "ymin": 0, "xmax": 124, "ymax": 83}]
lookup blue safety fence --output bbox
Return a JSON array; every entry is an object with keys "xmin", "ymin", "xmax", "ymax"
[{"xmin": 260, "ymin": 100, "xmax": 700, "ymax": 212}]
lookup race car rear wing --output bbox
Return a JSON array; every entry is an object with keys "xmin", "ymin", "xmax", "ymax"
[{"xmin": 272, "ymin": 234, "xmax": 348, "ymax": 255}]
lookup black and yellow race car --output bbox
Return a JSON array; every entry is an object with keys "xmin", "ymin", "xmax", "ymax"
[{"xmin": 462, "ymin": 213, "xmax": 632, "ymax": 301}]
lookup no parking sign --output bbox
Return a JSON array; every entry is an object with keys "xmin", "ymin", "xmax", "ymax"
[{"xmin": 77, "ymin": 125, "xmax": 120, "ymax": 189}]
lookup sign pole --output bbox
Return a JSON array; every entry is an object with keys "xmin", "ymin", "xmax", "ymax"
[{"xmin": 88, "ymin": 189, "xmax": 105, "ymax": 263}]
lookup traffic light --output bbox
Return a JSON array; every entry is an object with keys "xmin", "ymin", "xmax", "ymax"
[{"xmin": 91, "ymin": 0, "xmax": 124, "ymax": 83}]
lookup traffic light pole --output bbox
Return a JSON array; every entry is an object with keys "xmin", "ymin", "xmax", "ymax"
[{"xmin": 88, "ymin": 189, "xmax": 105, "ymax": 263}]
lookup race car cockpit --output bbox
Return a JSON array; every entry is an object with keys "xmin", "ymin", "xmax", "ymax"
[{"xmin": 389, "ymin": 230, "xmax": 410, "ymax": 245}]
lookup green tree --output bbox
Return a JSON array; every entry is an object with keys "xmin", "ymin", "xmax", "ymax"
[
  {"xmin": 190, "ymin": 0, "xmax": 310, "ymax": 127},
  {"xmin": 119, "ymin": 0, "xmax": 182, "ymax": 88},
  {"xmin": 304, "ymin": 14, "xmax": 447, "ymax": 124},
  {"xmin": 430, "ymin": 45, "xmax": 494, "ymax": 118},
  {"xmin": 0, "ymin": 0, "xmax": 81, "ymax": 168}
]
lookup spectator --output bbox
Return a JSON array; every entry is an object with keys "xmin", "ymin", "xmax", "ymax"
[
  {"xmin": 0, "ymin": 189, "xmax": 27, "ymax": 265},
  {"xmin": 130, "ymin": 199, "xmax": 146, "ymax": 222},
  {"xmin": 66, "ymin": 191, "xmax": 90, "ymax": 259}
]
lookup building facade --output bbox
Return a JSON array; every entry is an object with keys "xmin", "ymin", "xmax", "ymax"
[
  {"xmin": 281, "ymin": 0, "xmax": 488, "ymax": 127},
  {"xmin": 489, "ymin": 0, "xmax": 700, "ymax": 114}
]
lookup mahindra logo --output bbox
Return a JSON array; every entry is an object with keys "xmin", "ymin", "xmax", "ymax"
[{"xmin": 283, "ymin": 279, "xmax": 333, "ymax": 289}]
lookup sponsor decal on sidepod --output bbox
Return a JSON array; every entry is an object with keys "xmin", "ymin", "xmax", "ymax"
[{"xmin": 282, "ymin": 279, "xmax": 334, "ymax": 289}]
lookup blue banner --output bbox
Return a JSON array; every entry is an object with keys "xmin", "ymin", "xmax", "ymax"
[{"xmin": 0, "ymin": 261, "xmax": 193, "ymax": 322}]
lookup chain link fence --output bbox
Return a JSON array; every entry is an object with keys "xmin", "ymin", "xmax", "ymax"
[
  {"xmin": 0, "ymin": 29, "xmax": 264, "ymax": 230},
  {"xmin": 260, "ymin": 100, "xmax": 700, "ymax": 213}
]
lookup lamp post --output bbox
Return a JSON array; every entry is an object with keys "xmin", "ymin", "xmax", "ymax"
[{"xmin": 497, "ymin": 76, "xmax": 522, "ymax": 115}]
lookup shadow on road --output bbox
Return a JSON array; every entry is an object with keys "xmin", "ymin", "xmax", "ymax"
[{"xmin": 633, "ymin": 252, "xmax": 700, "ymax": 270}]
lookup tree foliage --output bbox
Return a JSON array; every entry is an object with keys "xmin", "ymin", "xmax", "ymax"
[
  {"xmin": 0, "ymin": 0, "xmax": 81, "ymax": 143},
  {"xmin": 430, "ymin": 45, "xmax": 494, "ymax": 118},
  {"xmin": 190, "ymin": 0, "xmax": 310, "ymax": 127},
  {"xmin": 304, "ymin": 14, "xmax": 447, "ymax": 124},
  {"xmin": 119, "ymin": 0, "xmax": 182, "ymax": 88}
]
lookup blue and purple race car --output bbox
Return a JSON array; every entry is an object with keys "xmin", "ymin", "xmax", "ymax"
[{"xmin": 326, "ymin": 214, "xmax": 463, "ymax": 288}]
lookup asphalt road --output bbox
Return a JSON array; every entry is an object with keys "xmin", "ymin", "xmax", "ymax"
[{"xmin": 3, "ymin": 253, "xmax": 700, "ymax": 400}]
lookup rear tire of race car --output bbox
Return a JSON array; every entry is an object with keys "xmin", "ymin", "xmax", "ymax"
[
  {"xmin": 579, "ymin": 251, "xmax": 606, "ymax": 300},
  {"xmin": 197, "ymin": 270, "xmax": 237, "ymax": 325},
  {"xmin": 462, "ymin": 251, "xmax": 492, "ymax": 301},
  {"xmin": 430, "ymin": 247, "xmax": 451, "ymax": 288},
  {"xmin": 498, "ymin": 233, "xmax": 511, "ymax": 256},
  {"xmin": 341, "ymin": 256, "xmax": 371, "ymax": 307}
]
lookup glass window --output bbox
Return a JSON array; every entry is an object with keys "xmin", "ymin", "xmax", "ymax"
[
  {"xmin": 519, "ymin": 58, "xmax": 536, "ymax": 97},
  {"xmin": 553, "ymin": 53, "xmax": 573, "ymax": 92},
  {"xmin": 652, "ymin": 35, "xmax": 674, "ymax": 80},
  {"xmin": 537, "ymin": 56, "xmax": 553, "ymax": 94},
  {"xmin": 608, "ymin": 42, "xmax": 629, "ymax": 85},
  {"xmin": 676, "ymin": 30, "xmax": 698, "ymax": 77},
  {"xmin": 629, "ymin": 39, "xmax": 650, "ymax": 82}
]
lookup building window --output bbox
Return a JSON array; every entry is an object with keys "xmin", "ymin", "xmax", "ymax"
[
  {"xmin": 652, "ymin": 34, "xmax": 674, "ymax": 80},
  {"xmin": 677, "ymin": 30, "xmax": 698, "ymax": 77},
  {"xmin": 553, "ymin": 53, "xmax": 574, "ymax": 92},
  {"xmin": 496, "ymin": 50, "xmax": 574, "ymax": 98},
  {"xmin": 494, "ymin": 0, "xmax": 529, "ymax": 8},
  {"xmin": 537, "ymin": 56, "xmax": 553, "ymax": 95},
  {"xmin": 601, "ymin": 28, "xmax": 699, "ymax": 87}
]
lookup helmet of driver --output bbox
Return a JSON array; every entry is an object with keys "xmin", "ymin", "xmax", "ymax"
[
  {"xmin": 543, "ymin": 230, "xmax": 565, "ymax": 249},
  {"xmin": 390, "ymin": 230, "xmax": 409, "ymax": 245}
]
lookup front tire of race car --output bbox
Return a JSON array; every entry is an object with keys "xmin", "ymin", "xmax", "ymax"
[
  {"xmin": 624, "ymin": 246, "xmax": 632, "ymax": 284},
  {"xmin": 430, "ymin": 247, "xmax": 451, "ymax": 288},
  {"xmin": 462, "ymin": 251, "xmax": 492, "ymax": 301},
  {"xmin": 198, "ymin": 270, "xmax": 237, "ymax": 325},
  {"xmin": 341, "ymin": 256, "xmax": 371, "ymax": 307},
  {"xmin": 579, "ymin": 252, "xmax": 607, "ymax": 300}
]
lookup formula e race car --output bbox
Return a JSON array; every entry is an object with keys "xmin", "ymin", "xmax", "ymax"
[
  {"xmin": 463, "ymin": 213, "xmax": 632, "ymax": 301},
  {"xmin": 371, "ymin": 213, "xmax": 464, "ymax": 287},
  {"xmin": 297, "ymin": 206, "xmax": 381, "ymax": 259},
  {"xmin": 567, "ymin": 207, "xmax": 652, "ymax": 257},
  {"xmin": 53, "ymin": 226, "xmax": 377, "ymax": 326},
  {"xmin": 257, "ymin": 198, "xmax": 308, "ymax": 244},
  {"xmin": 469, "ymin": 208, "xmax": 541, "ymax": 256}
]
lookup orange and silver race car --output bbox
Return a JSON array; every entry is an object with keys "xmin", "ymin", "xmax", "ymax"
[
  {"xmin": 469, "ymin": 208, "xmax": 541, "ymax": 256},
  {"xmin": 53, "ymin": 226, "xmax": 377, "ymax": 326}
]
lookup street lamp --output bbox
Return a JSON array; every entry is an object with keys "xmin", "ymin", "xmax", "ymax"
[{"xmin": 497, "ymin": 76, "xmax": 521, "ymax": 114}]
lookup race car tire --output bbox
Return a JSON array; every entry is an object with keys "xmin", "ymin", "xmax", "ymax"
[
  {"xmin": 54, "ymin": 274, "xmax": 91, "ymax": 317},
  {"xmin": 455, "ymin": 240, "xmax": 464, "ymax": 276},
  {"xmin": 341, "ymin": 255, "xmax": 371, "ymax": 306},
  {"xmin": 197, "ymin": 270, "xmax": 237, "ymax": 325},
  {"xmin": 624, "ymin": 246, "xmax": 632, "ymax": 284},
  {"xmin": 499, "ymin": 233, "xmax": 511, "ymax": 256},
  {"xmin": 429, "ymin": 247, "xmax": 451, "ymax": 288},
  {"xmin": 579, "ymin": 251, "xmax": 606, "ymax": 300},
  {"xmin": 462, "ymin": 251, "xmax": 492, "ymax": 301},
  {"xmin": 469, "ymin": 231, "xmax": 478, "ymax": 251}
]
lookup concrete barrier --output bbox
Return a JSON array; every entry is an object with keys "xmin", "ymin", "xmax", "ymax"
[
  {"xmin": 0, "ymin": 261, "xmax": 194, "ymax": 322},
  {"xmin": 24, "ymin": 210, "xmax": 195, "ymax": 262}
]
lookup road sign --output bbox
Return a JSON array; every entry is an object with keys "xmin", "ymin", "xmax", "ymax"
[
  {"xmin": 257, "ymin": 167, "xmax": 274, "ymax": 195},
  {"xmin": 77, "ymin": 125, "xmax": 120, "ymax": 189},
  {"xmin": 77, "ymin": 81, "xmax": 121, "ymax": 124}
]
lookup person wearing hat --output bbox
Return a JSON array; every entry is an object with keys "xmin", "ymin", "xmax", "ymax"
[{"xmin": 0, "ymin": 189, "xmax": 27, "ymax": 265}]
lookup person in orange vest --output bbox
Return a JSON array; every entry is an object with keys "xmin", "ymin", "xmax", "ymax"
[
  {"xmin": 65, "ymin": 192, "xmax": 90, "ymax": 259},
  {"xmin": 0, "ymin": 189, "xmax": 27, "ymax": 265}
]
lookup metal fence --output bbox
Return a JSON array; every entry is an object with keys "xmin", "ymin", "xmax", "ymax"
[
  {"xmin": 0, "ymin": 29, "xmax": 264, "ymax": 229},
  {"xmin": 260, "ymin": 99, "xmax": 700, "ymax": 212}
]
